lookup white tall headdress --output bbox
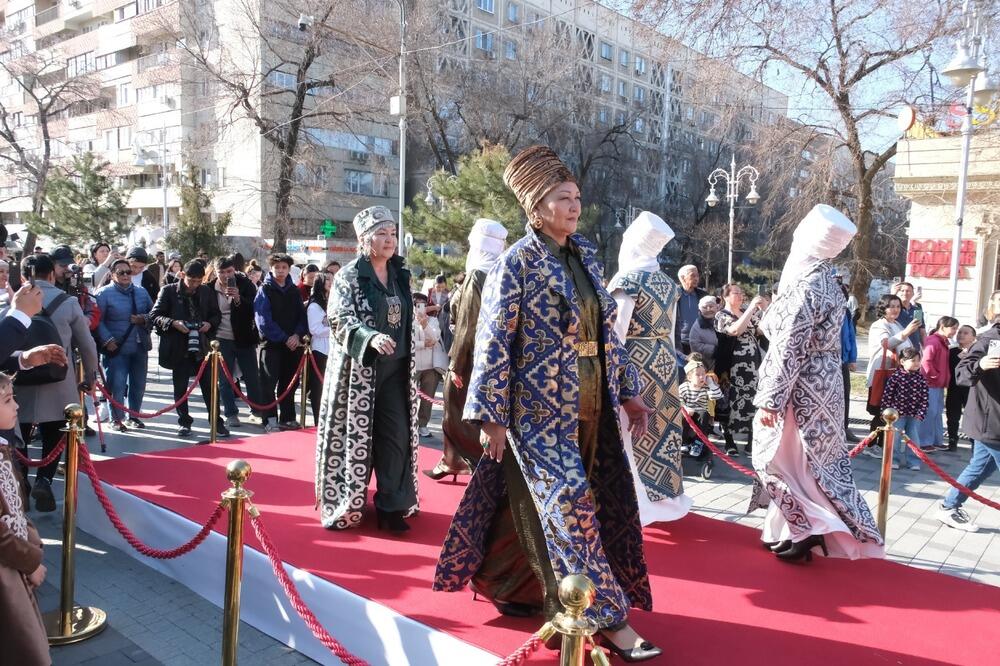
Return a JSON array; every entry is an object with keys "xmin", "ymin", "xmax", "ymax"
[
  {"xmin": 610, "ymin": 211, "xmax": 675, "ymax": 285},
  {"xmin": 466, "ymin": 218, "xmax": 508, "ymax": 272},
  {"xmin": 778, "ymin": 204, "xmax": 856, "ymax": 292}
]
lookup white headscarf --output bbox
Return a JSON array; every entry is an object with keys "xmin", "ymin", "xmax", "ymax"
[
  {"xmin": 778, "ymin": 204, "xmax": 857, "ymax": 293},
  {"xmin": 610, "ymin": 211, "xmax": 675, "ymax": 286},
  {"xmin": 466, "ymin": 218, "xmax": 508, "ymax": 272}
]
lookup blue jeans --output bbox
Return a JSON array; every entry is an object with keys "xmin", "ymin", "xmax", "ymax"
[
  {"xmin": 103, "ymin": 349, "xmax": 148, "ymax": 422},
  {"xmin": 893, "ymin": 415, "xmax": 922, "ymax": 468},
  {"xmin": 942, "ymin": 441, "xmax": 1000, "ymax": 509},
  {"xmin": 217, "ymin": 339, "xmax": 262, "ymax": 418},
  {"xmin": 919, "ymin": 387, "xmax": 945, "ymax": 446}
]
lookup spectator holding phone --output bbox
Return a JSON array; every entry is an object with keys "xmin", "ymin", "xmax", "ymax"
[
  {"xmin": 937, "ymin": 323, "xmax": 1000, "ymax": 532},
  {"xmin": 210, "ymin": 255, "xmax": 261, "ymax": 428},
  {"xmin": 893, "ymin": 282, "xmax": 925, "ymax": 351}
]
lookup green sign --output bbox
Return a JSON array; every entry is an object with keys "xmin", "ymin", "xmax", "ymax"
[{"xmin": 320, "ymin": 219, "xmax": 337, "ymax": 238}]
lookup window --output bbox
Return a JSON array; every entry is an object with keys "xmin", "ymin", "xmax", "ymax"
[
  {"xmin": 268, "ymin": 71, "xmax": 296, "ymax": 90},
  {"xmin": 599, "ymin": 41, "xmax": 612, "ymax": 61},
  {"xmin": 507, "ymin": 2, "xmax": 518, "ymax": 21},
  {"xmin": 619, "ymin": 49, "xmax": 629, "ymax": 68},
  {"xmin": 104, "ymin": 129, "xmax": 115, "ymax": 151},
  {"xmin": 345, "ymin": 170, "xmax": 388, "ymax": 196},
  {"xmin": 618, "ymin": 80, "xmax": 627, "ymax": 99},
  {"xmin": 634, "ymin": 86, "xmax": 645, "ymax": 103},
  {"xmin": 598, "ymin": 107, "xmax": 609, "ymax": 124},
  {"xmin": 615, "ymin": 110, "xmax": 625, "ymax": 125},
  {"xmin": 634, "ymin": 56, "xmax": 646, "ymax": 76},
  {"xmin": 117, "ymin": 83, "xmax": 131, "ymax": 107},
  {"xmin": 217, "ymin": 167, "xmax": 226, "ymax": 187},
  {"xmin": 599, "ymin": 74, "xmax": 611, "ymax": 93},
  {"xmin": 67, "ymin": 52, "xmax": 95, "ymax": 77},
  {"xmin": 634, "ymin": 117, "xmax": 644, "ymax": 132},
  {"xmin": 117, "ymin": 126, "xmax": 131, "ymax": 149},
  {"xmin": 475, "ymin": 0, "xmax": 495, "ymax": 13},
  {"xmin": 116, "ymin": 2, "xmax": 138, "ymax": 21},
  {"xmin": 504, "ymin": 40, "xmax": 516, "ymax": 60},
  {"xmin": 474, "ymin": 29, "xmax": 494, "ymax": 53}
]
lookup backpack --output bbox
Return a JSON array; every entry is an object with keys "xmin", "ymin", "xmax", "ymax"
[{"xmin": 14, "ymin": 292, "xmax": 71, "ymax": 386}]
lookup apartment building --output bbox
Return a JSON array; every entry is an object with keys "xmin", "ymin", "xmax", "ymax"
[
  {"xmin": 435, "ymin": 0, "xmax": 789, "ymax": 218},
  {"xmin": 0, "ymin": 0, "xmax": 399, "ymax": 256}
]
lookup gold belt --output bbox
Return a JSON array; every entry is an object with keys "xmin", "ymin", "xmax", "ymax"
[{"xmin": 574, "ymin": 341, "xmax": 598, "ymax": 357}]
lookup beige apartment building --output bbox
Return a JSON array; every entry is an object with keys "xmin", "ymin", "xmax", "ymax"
[{"xmin": 0, "ymin": 0, "xmax": 398, "ymax": 261}]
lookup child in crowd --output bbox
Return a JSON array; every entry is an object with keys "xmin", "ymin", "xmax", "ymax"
[
  {"xmin": 880, "ymin": 347, "xmax": 927, "ymax": 470},
  {"xmin": 0, "ymin": 373, "xmax": 50, "ymax": 664},
  {"xmin": 679, "ymin": 357, "xmax": 724, "ymax": 458}
]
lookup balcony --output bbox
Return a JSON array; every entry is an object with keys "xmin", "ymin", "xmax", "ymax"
[
  {"xmin": 35, "ymin": 5, "xmax": 59, "ymax": 25},
  {"xmin": 135, "ymin": 50, "xmax": 175, "ymax": 73}
]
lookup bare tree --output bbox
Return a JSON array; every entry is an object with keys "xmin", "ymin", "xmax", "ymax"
[
  {"xmin": 161, "ymin": 0, "xmax": 393, "ymax": 252},
  {"xmin": 0, "ymin": 37, "xmax": 100, "ymax": 254},
  {"xmin": 627, "ymin": 0, "xmax": 990, "ymax": 306}
]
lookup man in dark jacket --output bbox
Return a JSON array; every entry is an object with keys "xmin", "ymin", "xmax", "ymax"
[
  {"xmin": 674, "ymin": 264, "xmax": 708, "ymax": 355},
  {"xmin": 940, "ymin": 324, "xmax": 1000, "ymax": 532},
  {"xmin": 211, "ymin": 255, "xmax": 262, "ymax": 428},
  {"xmin": 150, "ymin": 260, "xmax": 228, "ymax": 438},
  {"xmin": 253, "ymin": 253, "xmax": 306, "ymax": 432},
  {"xmin": 127, "ymin": 246, "xmax": 161, "ymax": 304}
]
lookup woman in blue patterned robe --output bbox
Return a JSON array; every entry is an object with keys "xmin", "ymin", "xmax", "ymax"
[
  {"xmin": 434, "ymin": 146, "xmax": 659, "ymax": 660},
  {"xmin": 751, "ymin": 204, "xmax": 884, "ymax": 562}
]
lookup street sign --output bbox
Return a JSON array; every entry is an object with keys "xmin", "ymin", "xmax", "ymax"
[{"xmin": 320, "ymin": 219, "xmax": 337, "ymax": 238}]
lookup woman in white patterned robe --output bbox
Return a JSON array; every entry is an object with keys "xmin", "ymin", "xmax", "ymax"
[{"xmin": 751, "ymin": 205, "xmax": 884, "ymax": 561}]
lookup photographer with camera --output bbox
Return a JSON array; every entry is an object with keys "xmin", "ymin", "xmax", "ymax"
[
  {"xmin": 94, "ymin": 258, "xmax": 153, "ymax": 432},
  {"xmin": 210, "ymin": 255, "xmax": 261, "ymax": 428},
  {"xmin": 150, "ymin": 260, "xmax": 227, "ymax": 438},
  {"xmin": 16, "ymin": 254, "xmax": 98, "ymax": 511}
]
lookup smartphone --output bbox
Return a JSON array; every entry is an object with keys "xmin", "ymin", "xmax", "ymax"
[
  {"xmin": 226, "ymin": 276, "xmax": 236, "ymax": 289},
  {"xmin": 914, "ymin": 308, "xmax": 924, "ymax": 325},
  {"xmin": 989, "ymin": 340, "xmax": 1000, "ymax": 358},
  {"xmin": 24, "ymin": 264, "xmax": 34, "ymax": 287}
]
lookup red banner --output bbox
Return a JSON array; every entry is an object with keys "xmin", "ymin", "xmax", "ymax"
[{"xmin": 907, "ymin": 239, "xmax": 976, "ymax": 279}]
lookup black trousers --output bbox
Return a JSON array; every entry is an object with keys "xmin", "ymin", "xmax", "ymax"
[
  {"xmin": 306, "ymin": 351, "xmax": 327, "ymax": 426},
  {"xmin": 371, "ymin": 358, "xmax": 416, "ymax": 512},
  {"xmin": 173, "ymin": 355, "xmax": 220, "ymax": 428},
  {"xmin": 842, "ymin": 363, "xmax": 852, "ymax": 432},
  {"xmin": 946, "ymin": 386, "xmax": 969, "ymax": 443},
  {"xmin": 259, "ymin": 344, "xmax": 303, "ymax": 423},
  {"xmin": 682, "ymin": 409, "xmax": 712, "ymax": 446},
  {"xmin": 19, "ymin": 421, "xmax": 63, "ymax": 483}
]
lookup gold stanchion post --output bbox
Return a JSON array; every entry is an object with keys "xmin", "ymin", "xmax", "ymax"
[
  {"xmin": 43, "ymin": 404, "xmax": 108, "ymax": 644},
  {"xmin": 551, "ymin": 574, "xmax": 608, "ymax": 666},
  {"xmin": 209, "ymin": 340, "xmax": 221, "ymax": 444},
  {"xmin": 877, "ymin": 407, "xmax": 899, "ymax": 537},
  {"xmin": 221, "ymin": 459, "xmax": 253, "ymax": 666},
  {"xmin": 76, "ymin": 355, "xmax": 85, "ymax": 405},
  {"xmin": 299, "ymin": 335, "xmax": 311, "ymax": 428}
]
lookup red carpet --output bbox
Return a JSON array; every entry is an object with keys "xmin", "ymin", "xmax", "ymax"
[{"xmin": 89, "ymin": 430, "xmax": 1000, "ymax": 665}]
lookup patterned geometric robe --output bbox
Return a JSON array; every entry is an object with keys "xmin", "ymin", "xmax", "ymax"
[
  {"xmin": 607, "ymin": 270, "xmax": 684, "ymax": 501},
  {"xmin": 749, "ymin": 262, "xmax": 883, "ymax": 546},
  {"xmin": 314, "ymin": 255, "xmax": 420, "ymax": 529},
  {"xmin": 434, "ymin": 228, "xmax": 652, "ymax": 628}
]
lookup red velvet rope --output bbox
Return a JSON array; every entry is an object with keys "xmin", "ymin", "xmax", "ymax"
[
  {"xmin": 248, "ymin": 513, "xmax": 370, "ymax": 665},
  {"xmin": 78, "ymin": 441, "xmax": 226, "ymax": 558},
  {"xmin": 12, "ymin": 435, "xmax": 67, "ymax": 468},
  {"xmin": 218, "ymin": 355, "xmax": 304, "ymax": 412},
  {"xmin": 417, "ymin": 388, "xmax": 444, "ymax": 406},
  {"xmin": 96, "ymin": 357, "xmax": 210, "ymax": 418},
  {"xmin": 495, "ymin": 632, "xmax": 547, "ymax": 666},
  {"xmin": 899, "ymin": 434, "xmax": 1000, "ymax": 511},
  {"xmin": 679, "ymin": 407, "xmax": 758, "ymax": 478},
  {"xmin": 848, "ymin": 430, "xmax": 879, "ymax": 458}
]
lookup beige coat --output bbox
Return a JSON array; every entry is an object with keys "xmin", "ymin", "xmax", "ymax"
[{"xmin": 0, "ymin": 444, "xmax": 50, "ymax": 665}]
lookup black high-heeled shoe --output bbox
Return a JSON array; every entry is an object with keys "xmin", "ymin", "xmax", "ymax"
[
  {"xmin": 761, "ymin": 541, "xmax": 778, "ymax": 550},
  {"xmin": 376, "ymin": 509, "xmax": 410, "ymax": 534},
  {"xmin": 423, "ymin": 459, "xmax": 473, "ymax": 482},
  {"xmin": 775, "ymin": 534, "xmax": 828, "ymax": 562},
  {"xmin": 598, "ymin": 633, "xmax": 663, "ymax": 663},
  {"xmin": 769, "ymin": 540, "xmax": 793, "ymax": 553}
]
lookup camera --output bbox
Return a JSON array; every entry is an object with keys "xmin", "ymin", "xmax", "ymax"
[
  {"xmin": 185, "ymin": 321, "xmax": 202, "ymax": 355},
  {"xmin": 297, "ymin": 12, "xmax": 312, "ymax": 31},
  {"xmin": 65, "ymin": 263, "xmax": 85, "ymax": 296}
]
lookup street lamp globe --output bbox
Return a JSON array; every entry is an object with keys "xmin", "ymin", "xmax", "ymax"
[
  {"xmin": 973, "ymin": 70, "xmax": 999, "ymax": 106},
  {"xmin": 746, "ymin": 186, "xmax": 760, "ymax": 205},
  {"xmin": 423, "ymin": 189, "xmax": 435, "ymax": 206},
  {"xmin": 942, "ymin": 42, "xmax": 985, "ymax": 86},
  {"xmin": 705, "ymin": 190, "xmax": 720, "ymax": 207}
]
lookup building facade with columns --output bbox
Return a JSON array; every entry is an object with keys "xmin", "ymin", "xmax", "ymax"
[{"xmin": 894, "ymin": 128, "xmax": 1000, "ymax": 327}]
